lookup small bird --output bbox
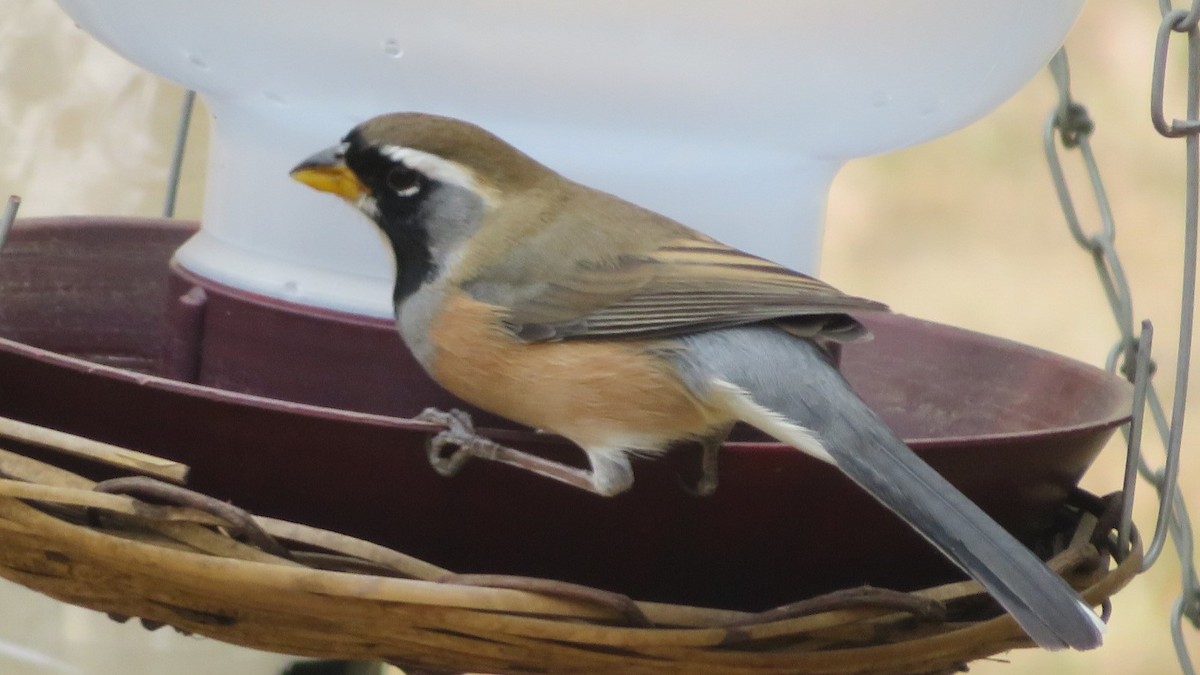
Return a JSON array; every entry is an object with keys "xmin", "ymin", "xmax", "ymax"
[{"xmin": 291, "ymin": 112, "xmax": 1105, "ymax": 650}]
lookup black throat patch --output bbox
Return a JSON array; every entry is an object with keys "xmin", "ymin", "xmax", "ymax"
[
  {"xmin": 381, "ymin": 210, "xmax": 437, "ymax": 308},
  {"xmin": 342, "ymin": 130, "xmax": 438, "ymax": 308}
]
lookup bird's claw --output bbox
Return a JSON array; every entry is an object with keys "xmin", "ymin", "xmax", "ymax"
[
  {"xmin": 417, "ymin": 407, "xmax": 499, "ymax": 477},
  {"xmin": 685, "ymin": 474, "xmax": 719, "ymax": 498},
  {"xmin": 676, "ymin": 470, "xmax": 719, "ymax": 497},
  {"xmin": 678, "ymin": 432, "xmax": 726, "ymax": 497}
]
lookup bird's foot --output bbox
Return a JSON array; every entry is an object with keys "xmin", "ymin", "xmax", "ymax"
[
  {"xmin": 414, "ymin": 408, "xmax": 615, "ymax": 496},
  {"xmin": 678, "ymin": 429, "xmax": 728, "ymax": 497},
  {"xmin": 680, "ymin": 471, "xmax": 719, "ymax": 498},
  {"xmin": 416, "ymin": 407, "xmax": 503, "ymax": 477}
]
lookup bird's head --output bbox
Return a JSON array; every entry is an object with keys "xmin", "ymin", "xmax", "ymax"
[
  {"xmin": 290, "ymin": 112, "xmax": 548, "ymax": 301},
  {"xmin": 290, "ymin": 112, "xmax": 549, "ymax": 226}
]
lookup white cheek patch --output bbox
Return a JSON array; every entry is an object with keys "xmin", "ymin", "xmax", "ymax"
[{"xmin": 378, "ymin": 145, "xmax": 483, "ymax": 196}]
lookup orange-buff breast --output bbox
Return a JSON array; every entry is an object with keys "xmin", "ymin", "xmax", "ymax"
[{"xmin": 426, "ymin": 290, "xmax": 728, "ymax": 451}]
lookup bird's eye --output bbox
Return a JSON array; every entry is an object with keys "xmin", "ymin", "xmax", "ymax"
[{"xmin": 386, "ymin": 165, "xmax": 422, "ymax": 197}]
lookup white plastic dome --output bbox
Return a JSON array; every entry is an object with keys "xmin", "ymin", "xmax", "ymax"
[{"xmin": 54, "ymin": 0, "xmax": 1085, "ymax": 316}]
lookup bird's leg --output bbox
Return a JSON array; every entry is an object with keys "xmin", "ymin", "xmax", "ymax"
[
  {"xmin": 582, "ymin": 450, "xmax": 635, "ymax": 497},
  {"xmin": 683, "ymin": 424, "xmax": 733, "ymax": 497},
  {"xmin": 415, "ymin": 408, "xmax": 627, "ymax": 496}
]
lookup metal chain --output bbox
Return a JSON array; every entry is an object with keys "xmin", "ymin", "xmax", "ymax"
[{"xmin": 1044, "ymin": 6, "xmax": 1200, "ymax": 669}]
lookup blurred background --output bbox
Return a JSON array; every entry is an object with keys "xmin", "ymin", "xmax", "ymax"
[{"xmin": 0, "ymin": 0, "xmax": 1196, "ymax": 673}]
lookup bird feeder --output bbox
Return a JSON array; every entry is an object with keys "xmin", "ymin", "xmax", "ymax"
[{"xmin": 0, "ymin": 1, "xmax": 1144, "ymax": 673}]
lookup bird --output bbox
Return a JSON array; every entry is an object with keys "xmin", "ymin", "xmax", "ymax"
[{"xmin": 290, "ymin": 111, "xmax": 1106, "ymax": 651}]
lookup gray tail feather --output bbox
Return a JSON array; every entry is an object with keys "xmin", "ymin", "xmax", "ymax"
[
  {"xmin": 792, "ymin": 347, "xmax": 1105, "ymax": 650},
  {"xmin": 825, "ymin": 409, "xmax": 1105, "ymax": 650},
  {"xmin": 680, "ymin": 328, "xmax": 1105, "ymax": 650}
]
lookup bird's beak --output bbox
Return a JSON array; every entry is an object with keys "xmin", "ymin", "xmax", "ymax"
[{"xmin": 289, "ymin": 144, "xmax": 367, "ymax": 202}]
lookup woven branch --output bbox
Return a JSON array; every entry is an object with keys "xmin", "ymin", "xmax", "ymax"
[{"xmin": 0, "ymin": 427, "xmax": 1142, "ymax": 675}]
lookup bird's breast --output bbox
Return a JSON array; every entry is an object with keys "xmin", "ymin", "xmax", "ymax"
[
  {"xmin": 394, "ymin": 281, "xmax": 448, "ymax": 371},
  {"xmin": 418, "ymin": 287, "xmax": 730, "ymax": 450}
]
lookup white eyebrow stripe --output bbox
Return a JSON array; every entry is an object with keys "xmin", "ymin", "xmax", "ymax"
[{"xmin": 378, "ymin": 144, "xmax": 480, "ymax": 194}]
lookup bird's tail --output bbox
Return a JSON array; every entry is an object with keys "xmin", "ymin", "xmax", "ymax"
[{"xmin": 682, "ymin": 327, "xmax": 1106, "ymax": 650}]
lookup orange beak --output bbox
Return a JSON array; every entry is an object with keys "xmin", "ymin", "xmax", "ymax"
[{"xmin": 289, "ymin": 144, "xmax": 368, "ymax": 202}]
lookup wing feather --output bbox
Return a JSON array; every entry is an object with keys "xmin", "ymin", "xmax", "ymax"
[{"xmin": 472, "ymin": 235, "xmax": 887, "ymax": 342}]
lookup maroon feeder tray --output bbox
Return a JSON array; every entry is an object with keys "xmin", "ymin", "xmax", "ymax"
[{"xmin": 0, "ymin": 216, "xmax": 1132, "ymax": 612}]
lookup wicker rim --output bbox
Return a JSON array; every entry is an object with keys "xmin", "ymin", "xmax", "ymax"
[{"xmin": 0, "ymin": 416, "xmax": 1142, "ymax": 674}]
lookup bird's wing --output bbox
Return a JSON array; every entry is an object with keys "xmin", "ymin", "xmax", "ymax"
[{"xmin": 474, "ymin": 236, "xmax": 888, "ymax": 342}]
